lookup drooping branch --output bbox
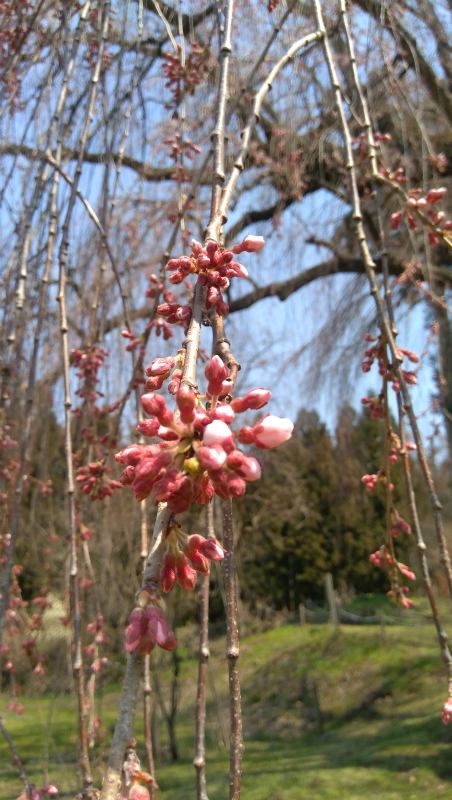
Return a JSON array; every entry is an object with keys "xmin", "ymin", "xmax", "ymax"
[
  {"xmin": 314, "ymin": 0, "xmax": 452, "ymax": 604},
  {"xmin": 0, "ymin": 717, "xmax": 32, "ymax": 800}
]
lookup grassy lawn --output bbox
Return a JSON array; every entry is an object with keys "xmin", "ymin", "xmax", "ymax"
[{"xmin": 2, "ymin": 600, "xmax": 452, "ymax": 799}]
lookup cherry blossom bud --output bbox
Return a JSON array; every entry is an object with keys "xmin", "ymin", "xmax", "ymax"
[
  {"xmin": 115, "ymin": 444, "xmax": 144, "ymax": 466},
  {"xmin": 231, "ymin": 234, "xmax": 265, "ymax": 254},
  {"xmin": 186, "ymin": 548, "xmax": 210, "ymax": 574},
  {"xmin": 124, "ymin": 608, "xmax": 147, "ymax": 654},
  {"xmin": 135, "ymin": 450, "xmax": 172, "ymax": 480},
  {"xmin": 161, "ymin": 552, "xmax": 177, "ymax": 593},
  {"xmin": 146, "ymin": 607, "xmax": 178, "ymax": 650},
  {"xmin": 210, "ymin": 404, "xmax": 235, "ymax": 424},
  {"xmin": 197, "ymin": 254, "xmax": 211, "ymax": 270},
  {"xmin": 237, "ymin": 426, "xmax": 255, "ymax": 445},
  {"xmin": 428, "ymin": 231, "xmax": 439, "ymax": 247},
  {"xmin": 442, "ymin": 697, "xmax": 452, "ymax": 724},
  {"xmin": 191, "ymin": 412, "xmax": 209, "ymax": 437},
  {"xmin": 145, "ymin": 357, "xmax": 175, "ymax": 376},
  {"xmin": 145, "ymin": 375, "xmax": 165, "ymax": 391},
  {"xmin": 40, "ymin": 788, "xmax": 58, "ymax": 796},
  {"xmin": 169, "ymin": 270, "xmax": 184, "ymax": 284},
  {"xmin": 205, "ymin": 355, "xmax": 228, "ymax": 384},
  {"xmin": 156, "ymin": 426, "xmax": 180, "ymax": 441},
  {"xmin": 253, "ymin": 416, "xmax": 294, "ymax": 449},
  {"xmin": 217, "ymin": 300, "xmax": 229, "ymax": 317},
  {"xmin": 399, "ymin": 563, "xmax": 416, "ymax": 581},
  {"xmin": 197, "ymin": 537, "xmax": 225, "ymax": 561},
  {"xmin": 175, "ymin": 305, "xmax": 192, "ymax": 322},
  {"xmin": 231, "ymin": 397, "xmax": 248, "ymax": 414},
  {"xmin": 203, "ymin": 420, "xmax": 232, "ymax": 447},
  {"xmin": 176, "ymin": 386, "xmax": 196, "ymax": 424},
  {"xmin": 191, "ymin": 239, "xmax": 203, "ymax": 256},
  {"xmin": 176, "ymin": 555, "xmax": 197, "ymax": 590},
  {"xmin": 390, "ymin": 211, "xmax": 402, "ymax": 230},
  {"xmin": 227, "ymin": 476, "xmax": 247, "ymax": 497},
  {"xmin": 197, "ymin": 444, "xmax": 227, "ymax": 470},
  {"xmin": 168, "ymin": 369, "xmax": 182, "ymax": 395},
  {"xmin": 424, "ymin": 187, "xmax": 446, "ymax": 204},
  {"xmin": 136, "ymin": 419, "xmax": 160, "ymax": 437},
  {"xmin": 207, "ymin": 285, "xmax": 221, "ymax": 305},
  {"xmin": 229, "ymin": 262, "xmax": 248, "ymax": 279},
  {"xmin": 244, "ymin": 388, "xmax": 271, "ymax": 410},
  {"xmin": 401, "ymin": 596, "xmax": 414, "ymax": 609},
  {"xmin": 165, "ymin": 258, "xmax": 181, "ymax": 271},
  {"xmin": 402, "ymin": 370, "xmax": 418, "ymax": 386},
  {"xmin": 130, "ymin": 785, "xmax": 150, "ymax": 800},
  {"xmin": 157, "ymin": 302, "xmax": 179, "ymax": 316},
  {"xmin": 237, "ymin": 455, "xmax": 262, "ymax": 481},
  {"xmin": 120, "ymin": 466, "xmax": 136, "ymax": 486},
  {"xmin": 179, "ymin": 256, "xmax": 194, "ymax": 272},
  {"xmin": 406, "ymin": 442, "xmax": 417, "ymax": 451}
]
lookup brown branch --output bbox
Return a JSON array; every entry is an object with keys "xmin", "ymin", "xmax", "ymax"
[
  {"xmin": 0, "ymin": 717, "xmax": 32, "ymax": 800},
  {"xmin": 193, "ymin": 503, "xmax": 214, "ymax": 800},
  {"xmin": 314, "ymin": 0, "xmax": 452, "ymax": 604},
  {"xmin": 222, "ymin": 499, "xmax": 243, "ymax": 800}
]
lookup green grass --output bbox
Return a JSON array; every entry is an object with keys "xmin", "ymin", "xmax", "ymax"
[{"xmin": 2, "ymin": 606, "xmax": 452, "ymax": 799}]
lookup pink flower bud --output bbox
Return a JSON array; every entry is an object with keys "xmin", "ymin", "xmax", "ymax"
[
  {"xmin": 216, "ymin": 299, "xmax": 229, "ymax": 317},
  {"xmin": 156, "ymin": 426, "xmax": 180, "ymax": 441},
  {"xmin": 402, "ymin": 370, "xmax": 418, "ymax": 386},
  {"xmin": 205, "ymin": 355, "xmax": 229, "ymax": 384},
  {"xmin": 176, "ymin": 386, "xmax": 196, "ymax": 424},
  {"xmin": 165, "ymin": 258, "xmax": 181, "ymax": 271},
  {"xmin": 191, "ymin": 239, "xmax": 203, "ymax": 256},
  {"xmin": 124, "ymin": 608, "xmax": 147, "ymax": 654},
  {"xmin": 145, "ymin": 375, "xmax": 165, "ymax": 391},
  {"xmin": 169, "ymin": 270, "xmax": 184, "ymax": 284},
  {"xmin": 197, "ymin": 254, "xmax": 211, "ymax": 269},
  {"xmin": 114, "ymin": 444, "xmax": 144, "ymax": 466},
  {"xmin": 161, "ymin": 552, "xmax": 177, "ymax": 593},
  {"xmin": 399, "ymin": 563, "xmax": 416, "ymax": 581},
  {"xmin": 141, "ymin": 392, "xmax": 166, "ymax": 417},
  {"xmin": 237, "ymin": 455, "xmax": 262, "ymax": 482},
  {"xmin": 120, "ymin": 466, "xmax": 136, "ymax": 486},
  {"xmin": 231, "ymin": 234, "xmax": 265, "ymax": 254},
  {"xmin": 237, "ymin": 426, "xmax": 255, "ymax": 445},
  {"xmin": 157, "ymin": 302, "xmax": 179, "ymax": 316},
  {"xmin": 179, "ymin": 256, "xmax": 194, "ymax": 272},
  {"xmin": 207, "ymin": 285, "xmax": 221, "ymax": 305},
  {"xmin": 197, "ymin": 537, "xmax": 225, "ymax": 561},
  {"xmin": 146, "ymin": 606, "xmax": 178, "ymax": 650},
  {"xmin": 244, "ymin": 388, "xmax": 271, "ymax": 410},
  {"xmin": 227, "ymin": 476, "xmax": 247, "ymax": 497},
  {"xmin": 229, "ymin": 262, "xmax": 248, "ymax": 279},
  {"xmin": 424, "ymin": 187, "xmax": 446, "ymax": 204},
  {"xmin": 175, "ymin": 555, "xmax": 197, "ymax": 590},
  {"xmin": 136, "ymin": 419, "xmax": 160, "ymax": 437},
  {"xmin": 203, "ymin": 420, "xmax": 232, "ymax": 447},
  {"xmin": 253, "ymin": 416, "xmax": 294, "ymax": 449},
  {"xmin": 145, "ymin": 357, "xmax": 175, "ymax": 376},
  {"xmin": 194, "ymin": 409, "xmax": 210, "ymax": 432},
  {"xmin": 130, "ymin": 786, "xmax": 150, "ymax": 800},
  {"xmin": 442, "ymin": 697, "xmax": 452, "ymax": 724},
  {"xmin": 210, "ymin": 404, "xmax": 235, "ymax": 424},
  {"xmin": 40, "ymin": 787, "xmax": 58, "ymax": 796},
  {"xmin": 197, "ymin": 444, "xmax": 227, "ymax": 470},
  {"xmin": 168, "ymin": 369, "xmax": 182, "ymax": 395},
  {"xmin": 186, "ymin": 548, "xmax": 210, "ymax": 575},
  {"xmin": 406, "ymin": 442, "xmax": 417, "ymax": 451},
  {"xmin": 231, "ymin": 397, "xmax": 248, "ymax": 414},
  {"xmin": 390, "ymin": 211, "xmax": 402, "ymax": 230}
]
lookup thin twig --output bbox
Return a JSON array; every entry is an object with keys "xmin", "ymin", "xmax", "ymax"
[
  {"xmin": 222, "ymin": 499, "xmax": 243, "ymax": 800},
  {"xmin": 194, "ymin": 502, "xmax": 214, "ymax": 800},
  {"xmin": 0, "ymin": 717, "xmax": 32, "ymax": 800}
]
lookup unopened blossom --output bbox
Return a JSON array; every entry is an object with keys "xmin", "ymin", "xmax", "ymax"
[
  {"xmin": 231, "ymin": 234, "xmax": 266, "ymax": 254},
  {"xmin": 442, "ymin": 697, "xmax": 452, "ymax": 724},
  {"xmin": 124, "ymin": 606, "xmax": 178, "ymax": 655},
  {"xmin": 238, "ymin": 415, "xmax": 294, "ymax": 449}
]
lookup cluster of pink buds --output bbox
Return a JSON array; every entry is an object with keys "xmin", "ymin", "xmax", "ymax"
[
  {"xmin": 361, "ymin": 471, "xmax": 393, "ymax": 493},
  {"xmin": 84, "ymin": 615, "xmax": 109, "ymax": 672},
  {"xmin": 124, "ymin": 605, "xmax": 178, "ymax": 655},
  {"xmin": 76, "ymin": 460, "xmax": 122, "ymax": 501},
  {"xmin": 160, "ymin": 234, "xmax": 265, "ymax": 322},
  {"xmin": 361, "ymin": 333, "xmax": 418, "ymax": 394},
  {"xmin": 14, "ymin": 786, "xmax": 58, "ymax": 800},
  {"xmin": 390, "ymin": 186, "xmax": 449, "ymax": 245},
  {"xmin": 391, "ymin": 508, "xmax": 412, "ymax": 537},
  {"xmin": 370, "ymin": 547, "xmax": 416, "ymax": 608},
  {"xmin": 1, "ymin": 420, "xmax": 18, "ymax": 449},
  {"xmin": 115, "ymin": 356, "xmax": 293, "ymax": 514},
  {"xmin": 71, "ymin": 346, "xmax": 109, "ymax": 418},
  {"xmin": 163, "ymin": 43, "xmax": 208, "ymax": 114},
  {"xmin": 164, "ymin": 132, "xmax": 201, "ymax": 164},
  {"xmin": 143, "ymin": 354, "xmax": 183, "ymax": 394},
  {"xmin": 161, "ymin": 525, "xmax": 225, "ymax": 592}
]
